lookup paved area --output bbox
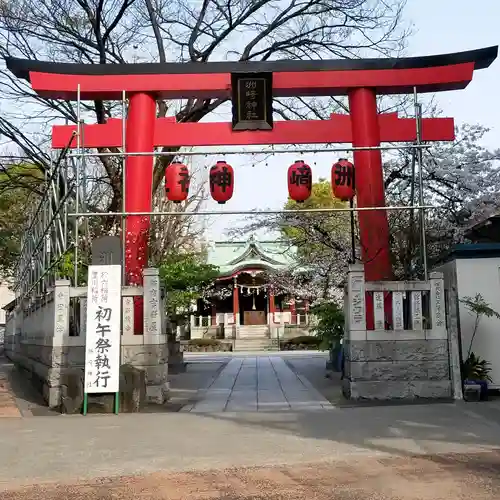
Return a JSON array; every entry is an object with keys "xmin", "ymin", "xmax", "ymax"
[
  {"xmin": 2, "ymin": 352, "xmax": 500, "ymax": 497},
  {"xmin": 181, "ymin": 355, "xmax": 333, "ymax": 412},
  {"xmin": 2, "ymin": 398, "xmax": 500, "ymax": 490},
  {"xmin": 0, "ymin": 361, "xmax": 21, "ymax": 418}
]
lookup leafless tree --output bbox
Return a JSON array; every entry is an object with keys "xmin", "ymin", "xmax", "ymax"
[{"xmin": 0, "ymin": 0, "xmax": 409, "ymax": 266}]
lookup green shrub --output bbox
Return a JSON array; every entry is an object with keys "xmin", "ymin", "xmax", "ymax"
[
  {"xmin": 287, "ymin": 335, "xmax": 320, "ymax": 345},
  {"xmin": 188, "ymin": 338, "xmax": 221, "ymax": 346}
]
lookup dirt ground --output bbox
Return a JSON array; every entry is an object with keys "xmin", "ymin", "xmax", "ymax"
[{"xmin": 3, "ymin": 451, "xmax": 500, "ymax": 500}]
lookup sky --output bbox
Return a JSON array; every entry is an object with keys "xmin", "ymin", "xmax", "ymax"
[{"xmin": 200, "ymin": 0, "xmax": 500, "ymax": 242}]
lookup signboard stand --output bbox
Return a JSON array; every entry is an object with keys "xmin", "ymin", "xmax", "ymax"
[{"xmin": 82, "ymin": 264, "xmax": 122, "ymax": 415}]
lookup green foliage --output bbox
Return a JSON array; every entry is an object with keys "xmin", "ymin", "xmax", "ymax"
[
  {"xmin": 0, "ymin": 163, "xmax": 44, "ymax": 277},
  {"xmin": 282, "ymin": 178, "xmax": 349, "ymax": 258},
  {"xmin": 286, "ymin": 335, "xmax": 320, "ymax": 345},
  {"xmin": 188, "ymin": 338, "xmax": 220, "ymax": 346},
  {"xmin": 460, "ymin": 293, "xmax": 500, "ymax": 359},
  {"xmin": 462, "ymin": 352, "xmax": 492, "ymax": 382},
  {"xmin": 159, "ymin": 252, "xmax": 219, "ymax": 320},
  {"xmin": 56, "ymin": 250, "xmax": 89, "ymax": 285},
  {"xmin": 460, "ymin": 293, "xmax": 500, "ymax": 381},
  {"xmin": 311, "ymin": 301, "xmax": 345, "ymax": 350}
]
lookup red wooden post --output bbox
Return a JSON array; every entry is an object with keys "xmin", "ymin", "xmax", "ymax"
[{"xmin": 124, "ymin": 92, "xmax": 156, "ymax": 334}]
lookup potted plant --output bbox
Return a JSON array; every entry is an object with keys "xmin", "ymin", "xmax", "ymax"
[
  {"xmin": 462, "ymin": 352, "xmax": 492, "ymax": 400},
  {"xmin": 460, "ymin": 294, "xmax": 500, "ymax": 401},
  {"xmin": 310, "ymin": 301, "xmax": 344, "ymax": 371}
]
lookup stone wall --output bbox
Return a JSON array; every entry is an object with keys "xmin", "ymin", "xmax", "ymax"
[
  {"xmin": 5, "ymin": 268, "xmax": 173, "ymax": 410},
  {"xmin": 342, "ymin": 338, "xmax": 451, "ymax": 399},
  {"xmin": 342, "ymin": 264, "xmax": 453, "ymax": 401}
]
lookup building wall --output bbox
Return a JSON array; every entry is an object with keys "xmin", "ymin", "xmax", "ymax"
[
  {"xmin": 436, "ymin": 257, "xmax": 500, "ymax": 388},
  {"xmin": 0, "ymin": 282, "xmax": 14, "ymax": 325}
]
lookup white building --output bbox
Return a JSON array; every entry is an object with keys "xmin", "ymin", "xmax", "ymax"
[{"xmin": 435, "ymin": 244, "xmax": 500, "ymax": 389}]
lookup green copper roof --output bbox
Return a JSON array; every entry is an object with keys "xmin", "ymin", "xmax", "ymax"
[{"xmin": 207, "ymin": 236, "xmax": 299, "ymax": 277}]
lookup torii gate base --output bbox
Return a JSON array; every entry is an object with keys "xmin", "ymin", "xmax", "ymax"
[{"xmin": 7, "ymin": 46, "xmax": 497, "ymax": 333}]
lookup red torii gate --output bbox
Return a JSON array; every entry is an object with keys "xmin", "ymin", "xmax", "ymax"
[{"xmin": 7, "ymin": 46, "xmax": 497, "ymax": 333}]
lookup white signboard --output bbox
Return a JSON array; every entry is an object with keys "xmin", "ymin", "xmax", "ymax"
[{"xmin": 84, "ymin": 265, "xmax": 122, "ymax": 394}]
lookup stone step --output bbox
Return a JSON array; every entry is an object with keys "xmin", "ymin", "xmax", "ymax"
[
  {"xmin": 233, "ymin": 338, "xmax": 278, "ymax": 352},
  {"xmin": 237, "ymin": 326, "xmax": 270, "ymax": 339}
]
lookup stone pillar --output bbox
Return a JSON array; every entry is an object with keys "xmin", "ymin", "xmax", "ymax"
[
  {"xmin": 49, "ymin": 279, "xmax": 71, "ymax": 407},
  {"xmin": 430, "ymin": 271, "xmax": 462, "ymax": 400},
  {"xmin": 122, "ymin": 296, "xmax": 134, "ymax": 336},
  {"xmin": 143, "ymin": 268, "xmax": 161, "ymax": 341},
  {"xmin": 233, "ymin": 277, "xmax": 240, "ymax": 326},
  {"xmin": 343, "ymin": 265, "xmax": 452, "ymax": 401},
  {"xmin": 53, "ymin": 279, "xmax": 70, "ymax": 346},
  {"xmin": 124, "ymin": 267, "xmax": 169, "ymax": 405}
]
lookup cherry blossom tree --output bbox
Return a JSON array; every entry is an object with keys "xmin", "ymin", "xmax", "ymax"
[{"xmin": 238, "ymin": 123, "xmax": 500, "ymax": 300}]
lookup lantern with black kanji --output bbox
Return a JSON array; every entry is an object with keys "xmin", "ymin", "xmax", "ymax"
[
  {"xmin": 287, "ymin": 160, "xmax": 312, "ymax": 203},
  {"xmin": 331, "ymin": 158, "xmax": 355, "ymax": 201},
  {"xmin": 165, "ymin": 161, "xmax": 190, "ymax": 203},
  {"xmin": 210, "ymin": 160, "xmax": 234, "ymax": 204}
]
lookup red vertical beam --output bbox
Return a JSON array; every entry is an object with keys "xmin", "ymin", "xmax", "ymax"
[
  {"xmin": 233, "ymin": 278, "xmax": 240, "ymax": 325},
  {"xmin": 125, "ymin": 92, "xmax": 156, "ymax": 334},
  {"xmin": 348, "ymin": 88, "xmax": 393, "ymax": 330},
  {"xmin": 269, "ymin": 290, "xmax": 276, "ymax": 324}
]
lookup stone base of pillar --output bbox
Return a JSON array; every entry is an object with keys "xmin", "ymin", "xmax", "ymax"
[{"xmin": 342, "ymin": 339, "xmax": 452, "ymax": 400}]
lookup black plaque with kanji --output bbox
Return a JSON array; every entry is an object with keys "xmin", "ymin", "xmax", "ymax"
[{"xmin": 231, "ymin": 72, "xmax": 273, "ymax": 131}]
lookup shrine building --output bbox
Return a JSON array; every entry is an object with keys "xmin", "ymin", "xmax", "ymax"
[{"xmin": 190, "ymin": 236, "xmax": 313, "ymax": 339}]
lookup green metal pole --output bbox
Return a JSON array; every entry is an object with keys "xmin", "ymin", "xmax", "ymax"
[
  {"xmin": 114, "ymin": 392, "xmax": 119, "ymax": 414},
  {"xmin": 82, "ymin": 393, "xmax": 88, "ymax": 415}
]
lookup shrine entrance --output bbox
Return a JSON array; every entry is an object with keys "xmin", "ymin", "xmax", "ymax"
[{"xmin": 7, "ymin": 46, "xmax": 497, "ymax": 335}]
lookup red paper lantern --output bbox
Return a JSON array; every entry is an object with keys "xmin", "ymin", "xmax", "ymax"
[
  {"xmin": 331, "ymin": 158, "xmax": 355, "ymax": 201},
  {"xmin": 165, "ymin": 161, "xmax": 190, "ymax": 203},
  {"xmin": 210, "ymin": 160, "xmax": 234, "ymax": 204},
  {"xmin": 288, "ymin": 160, "xmax": 312, "ymax": 203}
]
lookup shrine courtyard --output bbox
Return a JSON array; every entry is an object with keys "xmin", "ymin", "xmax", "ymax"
[{"xmin": 1, "ymin": 352, "xmax": 500, "ymax": 498}]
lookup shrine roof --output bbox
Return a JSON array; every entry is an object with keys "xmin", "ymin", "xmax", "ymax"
[
  {"xmin": 207, "ymin": 237, "xmax": 298, "ymax": 277},
  {"xmin": 6, "ymin": 46, "xmax": 496, "ymax": 80},
  {"xmin": 5, "ymin": 46, "xmax": 497, "ymax": 100}
]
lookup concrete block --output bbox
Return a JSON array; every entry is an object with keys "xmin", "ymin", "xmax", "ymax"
[
  {"xmin": 393, "ymin": 340, "xmax": 448, "ymax": 361},
  {"xmin": 60, "ymin": 368, "xmax": 84, "ymax": 414},
  {"xmin": 120, "ymin": 364, "xmax": 147, "ymax": 412},
  {"xmin": 346, "ymin": 380, "xmax": 452, "ymax": 400},
  {"xmin": 348, "ymin": 361, "xmax": 428, "ymax": 381},
  {"xmin": 146, "ymin": 382, "xmax": 169, "ymax": 405},
  {"xmin": 121, "ymin": 344, "xmax": 169, "ymax": 365},
  {"xmin": 345, "ymin": 340, "xmax": 396, "ymax": 362}
]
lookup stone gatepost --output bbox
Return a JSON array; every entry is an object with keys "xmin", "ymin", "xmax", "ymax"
[
  {"xmin": 342, "ymin": 265, "xmax": 453, "ymax": 401},
  {"xmin": 121, "ymin": 268, "xmax": 169, "ymax": 405}
]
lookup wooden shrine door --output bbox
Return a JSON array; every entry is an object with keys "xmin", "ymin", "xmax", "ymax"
[{"xmin": 244, "ymin": 311, "xmax": 266, "ymax": 325}]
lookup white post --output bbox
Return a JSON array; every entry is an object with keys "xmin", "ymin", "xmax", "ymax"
[
  {"xmin": 53, "ymin": 279, "xmax": 70, "ymax": 346},
  {"xmin": 392, "ymin": 292, "xmax": 404, "ymax": 331},
  {"xmin": 347, "ymin": 264, "xmax": 366, "ymax": 341},
  {"xmin": 411, "ymin": 291, "xmax": 423, "ymax": 330},
  {"xmin": 143, "ymin": 268, "xmax": 161, "ymax": 343},
  {"xmin": 373, "ymin": 291, "xmax": 385, "ymax": 330},
  {"xmin": 190, "ymin": 314, "xmax": 195, "ymax": 329}
]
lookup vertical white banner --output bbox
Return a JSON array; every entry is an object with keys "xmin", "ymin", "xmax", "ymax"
[
  {"xmin": 411, "ymin": 291, "xmax": 423, "ymax": 331},
  {"xmin": 84, "ymin": 265, "xmax": 122, "ymax": 394},
  {"xmin": 373, "ymin": 291, "xmax": 385, "ymax": 330},
  {"xmin": 392, "ymin": 292, "xmax": 404, "ymax": 331}
]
